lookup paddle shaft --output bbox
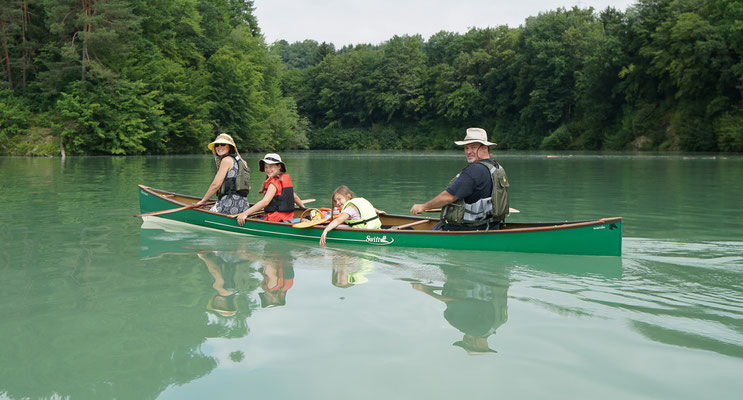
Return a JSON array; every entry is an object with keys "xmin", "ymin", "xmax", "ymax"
[
  {"xmin": 390, "ymin": 219, "xmax": 430, "ymax": 230},
  {"xmin": 424, "ymin": 207, "xmax": 520, "ymax": 214},
  {"xmin": 135, "ymin": 203, "xmax": 208, "ymax": 218},
  {"xmin": 229, "ymin": 199, "xmax": 317, "ymax": 219}
]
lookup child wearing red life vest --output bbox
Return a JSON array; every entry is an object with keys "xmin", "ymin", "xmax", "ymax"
[{"xmin": 236, "ymin": 153, "xmax": 307, "ymax": 225}]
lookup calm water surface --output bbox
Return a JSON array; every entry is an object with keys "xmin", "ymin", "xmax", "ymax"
[{"xmin": 1, "ymin": 152, "xmax": 742, "ymax": 399}]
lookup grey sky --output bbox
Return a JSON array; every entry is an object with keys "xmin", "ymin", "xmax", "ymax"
[{"xmin": 254, "ymin": 0, "xmax": 638, "ymax": 47}]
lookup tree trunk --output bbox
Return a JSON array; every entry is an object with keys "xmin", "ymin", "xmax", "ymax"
[
  {"xmin": 0, "ymin": 20, "xmax": 13, "ymax": 90},
  {"xmin": 21, "ymin": 0, "xmax": 28, "ymax": 88},
  {"xmin": 80, "ymin": 0, "xmax": 93, "ymax": 82},
  {"xmin": 81, "ymin": 41, "xmax": 87, "ymax": 81}
]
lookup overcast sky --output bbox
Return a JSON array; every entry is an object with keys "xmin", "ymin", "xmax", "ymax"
[{"xmin": 254, "ymin": 0, "xmax": 638, "ymax": 48}]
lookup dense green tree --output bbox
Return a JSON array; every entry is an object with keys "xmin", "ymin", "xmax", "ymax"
[
  {"xmin": 55, "ymin": 79, "xmax": 165, "ymax": 155},
  {"xmin": 2, "ymin": 1, "xmax": 742, "ymax": 155},
  {"xmin": 124, "ymin": 47, "xmax": 212, "ymax": 153},
  {"xmin": 40, "ymin": 0, "xmax": 139, "ymax": 83},
  {"xmin": 363, "ymin": 35, "xmax": 425, "ymax": 123},
  {"xmin": 515, "ymin": 7, "xmax": 601, "ymax": 148},
  {"xmin": 314, "ymin": 50, "xmax": 366, "ymax": 126},
  {"xmin": 208, "ymin": 25, "xmax": 304, "ymax": 151},
  {"xmin": 0, "ymin": 0, "xmax": 301, "ymax": 155},
  {"xmin": 0, "ymin": 0, "xmax": 20, "ymax": 90},
  {"xmin": 570, "ymin": 7, "xmax": 630, "ymax": 150},
  {"xmin": 425, "ymin": 30, "xmax": 466, "ymax": 67},
  {"xmin": 314, "ymin": 41, "xmax": 336, "ymax": 64},
  {"xmin": 272, "ymin": 39, "xmax": 321, "ymax": 69},
  {"xmin": 0, "ymin": 0, "xmax": 38, "ymax": 91},
  {"xmin": 0, "ymin": 89, "xmax": 29, "ymax": 150}
]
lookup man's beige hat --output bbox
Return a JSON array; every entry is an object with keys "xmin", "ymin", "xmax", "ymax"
[{"xmin": 454, "ymin": 127, "xmax": 496, "ymax": 146}]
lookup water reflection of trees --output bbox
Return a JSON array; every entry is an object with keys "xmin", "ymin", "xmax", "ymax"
[
  {"xmin": 0, "ymin": 226, "xmax": 272, "ymax": 399},
  {"xmin": 618, "ymin": 248, "xmax": 743, "ymax": 359},
  {"xmin": 0, "ymin": 254, "xmax": 246, "ymax": 399}
]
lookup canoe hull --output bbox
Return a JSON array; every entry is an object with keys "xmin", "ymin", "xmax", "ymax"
[{"xmin": 138, "ymin": 185, "xmax": 622, "ymax": 256}]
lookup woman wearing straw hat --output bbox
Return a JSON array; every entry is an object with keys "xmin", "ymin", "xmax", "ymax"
[
  {"xmin": 236, "ymin": 153, "xmax": 306, "ymax": 225},
  {"xmin": 195, "ymin": 133, "xmax": 251, "ymax": 215}
]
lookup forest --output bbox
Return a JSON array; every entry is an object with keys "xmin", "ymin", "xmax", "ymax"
[{"xmin": 1, "ymin": 0, "xmax": 742, "ymax": 155}]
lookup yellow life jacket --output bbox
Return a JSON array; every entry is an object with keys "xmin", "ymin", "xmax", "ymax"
[{"xmin": 341, "ymin": 197, "xmax": 381, "ymax": 229}]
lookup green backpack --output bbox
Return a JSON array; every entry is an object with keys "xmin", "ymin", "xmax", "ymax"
[
  {"xmin": 489, "ymin": 162, "xmax": 509, "ymax": 222},
  {"xmin": 441, "ymin": 161, "xmax": 509, "ymax": 225},
  {"xmin": 234, "ymin": 156, "xmax": 251, "ymax": 196},
  {"xmin": 217, "ymin": 155, "xmax": 251, "ymax": 197}
]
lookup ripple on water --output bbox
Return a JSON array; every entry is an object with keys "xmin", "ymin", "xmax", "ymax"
[{"xmin": 508, "ymin": 238, "xmax": 743, "ymax": 358}]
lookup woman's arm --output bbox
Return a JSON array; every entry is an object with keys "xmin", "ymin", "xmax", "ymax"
[
  {"xmin": 293, "ymin": 192, "xmax": 304, "ymax": 209},
  {"xmin": 195, "ymin": 157, "xmax": 234, "ymax": 206},
  {"xmin": 319, "ymin": 212, "xmax": 350, "ymax": 246},
  {"xmin": 236, "ymin": 185, "xmax": 277, "ymax": 226}
]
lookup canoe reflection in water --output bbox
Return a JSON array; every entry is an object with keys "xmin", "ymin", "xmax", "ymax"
[
  {"xmin": 412, "ymin": 266, "xmax": 508, "ymax": 355},
  {"xmin": 198, "ymin": 252, "xmax": 241, "ymax": 317},
  {"xmin": 258, "ymin": 249, "xmax": 295, "ymax": 308},
  {"xmin": 331, "ymin": 254, "xmax": 374, "ymax": 288}
]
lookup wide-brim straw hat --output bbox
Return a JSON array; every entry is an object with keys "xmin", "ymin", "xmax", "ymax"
[
  {"xmin": 259, "ymin": 153, "xmax": 286, "ymax": 172},
  {"xmin": 454, "ymin": 127, "xmax": 496, "ymax": 146},
  {"xmin": 452, "ymin": 340, "xmax": 497, "ymax": 355},
  {"xmin": 208, "ymin": 133, "xmax": 238, "ymax": 151},
  {"xmin": 206, "ymin": 293, "xmax": 238, "ymax": 317}
]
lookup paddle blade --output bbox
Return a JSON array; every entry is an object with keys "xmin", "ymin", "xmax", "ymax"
[
  {"xmin": 292, "ymin": 215, "xmax": 330, "ymax": 228},
  {"xmin": 425, "ymin": 207, "xmax": 520, "ymax": 214}
]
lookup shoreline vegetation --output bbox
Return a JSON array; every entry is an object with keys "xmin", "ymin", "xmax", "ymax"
[{"xmin": 1, "ymin": 0, "xmax": 742, "ymax": 157}]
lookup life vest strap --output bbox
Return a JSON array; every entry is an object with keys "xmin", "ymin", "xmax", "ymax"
[{"xmin": 346, "ymin": 215, "xmax": 380, "ymax": 227}]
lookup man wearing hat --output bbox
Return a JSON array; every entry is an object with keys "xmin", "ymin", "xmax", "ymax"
[{"xmin": 410, "ymin": 127, "xmax": 510, "ymax": 231}]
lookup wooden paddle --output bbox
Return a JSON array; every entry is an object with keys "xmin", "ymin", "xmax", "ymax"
[
  {"xmin": 135, "ymin": 203, "xmax": 205, "ymax": 218},
  {"xmin": 424, "ymin": 207, "xmax": 520, "ymax": 214},
  {"xmin": 228, "ymin": 199, "xmax": 317, "ymax": 220},
  {"xmin": 389, "ymin": 219, "xmax": 430, "ymax": 230}
]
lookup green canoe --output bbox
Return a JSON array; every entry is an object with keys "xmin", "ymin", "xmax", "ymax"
[{"xmin": 137, "ymin": 185, "xmax": 622, "ymax": 256}]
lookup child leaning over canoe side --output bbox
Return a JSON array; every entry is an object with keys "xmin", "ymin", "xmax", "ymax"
[{"xmin": 319, "ymin": 186, "xmax": 385, "ymax": 246}]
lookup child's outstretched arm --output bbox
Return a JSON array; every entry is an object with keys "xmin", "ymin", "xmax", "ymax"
[{"xmin": 319, "ymin": 212, "xmax": 350, "ymax": 246}]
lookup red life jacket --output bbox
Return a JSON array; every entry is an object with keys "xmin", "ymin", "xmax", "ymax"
[
  {"xmin": 260, "ymin": 265, "xmax": 294, "ymax": 307},
  {"xmin": 261, "ymin": 173, "xmax": 295, "ymax": 221},
  {"xmin": 261, "ymin": 266, "xmax": 294, "ymax": 293}
]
